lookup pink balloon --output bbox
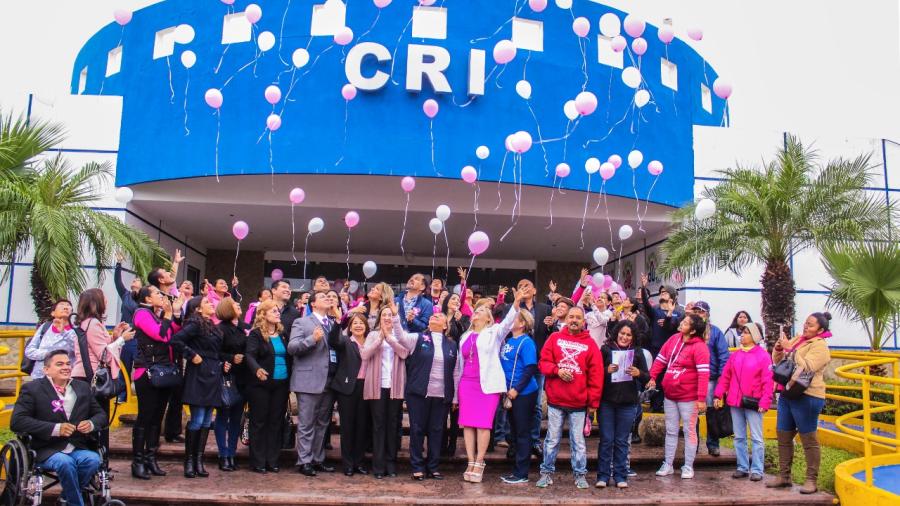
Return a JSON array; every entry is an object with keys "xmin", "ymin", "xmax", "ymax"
[
  {"xmin": 608, "ymin": 154, "xmax": 623, "ymax": 169},
  {"xmin": 266, "ymin": 114, "xmax": 282, "ymax": 131},
  {"xmin": 232, "ymin": 221, "xmax": 249, "ymax": 241},
  {"xmin": 610, "ymin": 35, "xmax": 627, "ymax": 52},
  {"xmin": 575, "ymin": 91, "xmax": 598, "ymax": 116},
  {"xmin": 511, "ymin": 131, "xmax": 533, "ymax": 154},
  {"xmin": 342, "ymin": 84, "xmax": 358, "ymax": 101},
  {"xmin": 374, "ymin": 0, "xmax": 392, "ymax": 8},
  {"xmin": 602, "ymin": 275, "xmax": 613, "ymax": 289},
  {"xmin": 658, "ymin": 25, "xmax": 675, "ymax": 44},
  {"xmin": 461, "ymin": 166, "xmax": 478, "ymax": 184},
  {"xmin": 528, "ymin": 0, "xmax": 548, "ymax": 12},
  {"xmin": 493, "ymin": 40, "xmax": 517, "ymax": 64},
  {"xmin": 113, "ymin": 9, "xmax": 133, "ymax": 26},
  {"xmin": 713, "ymin": 78, "xmax": 732, "ymax": 99},
  {"xmin": 623, "ymin": 14, "xmax": 646, "ymax": 38},
  {"xmin": 289, "ymin": 188, "xmax": 305, "ymax": 204},
  {"xmin": 344, "ymin": 211, "xmax": 360, "ymax": 228},
  {"xmin": 555, "ymin": 163, "xmax": 571, "ymax": 178},
  {"xmin": 334, "ymin": 26, "xmax": 353, "ymax": 46},
  {"xmin": 599, "ymin": 162, "xmax": 616, "ymax": 181},
  {"xmin": 221, "ymin": 0, "xmax": 235, "ymax": 4},
  {"xmin": 423, "ymin": 99, "xmax": 439, "ymax": 119},
  {"xmin": 419, "ymin": 0, "xmax": 436, "ymax": 4},
  {"xmin": 572, "ymin": 17, "xmax": 590, "ymax": 38},
  {"xmin": 631, "ymin": 37, "xmax": 648, "ymax": 56},
  {"xmin": 687, "ymin": 27, "xmax": 703, "ymax": 41},
  {"xmin": 505, "ymin": 134, "xmax": 515, "ymax": 152},
  {"xmin": 648, "ymin": 160, "xmax": 664, "ymax": 176},
  {"xmin": 468, "ymin": 231, "xmax": 490, "ymax": 256},
  {"xmin": 245, "ymin": 4, "xmax": 262, "ymax": 24},
  {"xmin": 264, "ymin": 85, "xmax": 281, "ymax": 105},
  {"xmin": 205, "ymin": 88, "xmax": 223, "ymax": 109},
  {"xmin": 270, "ymin": 268, "xmax": 283, "ymax": 281},
  {"xmin": 401, "ymin": 176, "xmax": 416, "ymax": 193}
]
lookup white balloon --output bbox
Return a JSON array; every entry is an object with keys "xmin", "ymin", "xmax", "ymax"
[
  {"xmin": 429, "ymin": 218, "xmax": 443, "ymax": 235},
  {"xmin": 599, "ymin": 13, "xmax": 621, "ymax": 37},
  {"xmin": 308, "ymin": 217, "xmax": 324, "ymax": 234},
  {"xmin": 564, "ymin": 100, "xmax": 579, "ymax": 121},
  {"xmin": 452, "ymin": 284, "xmax": 461, "ymax": 295},
  {"xmin": 628, "ymin": 150, "xmax": 644, "ymax": 169},
  {"xmin": 592, "ymin": 272, "xmax": 605, "ymax": 287},
  {"xmin": 348, "ymin": 280, "xmax": 359, "ymax": 292},
  {"xmin": 515, "ymin": 80, "xmax": 532, "ymax": 100},
  {"xmin": 257, "ymin": 31, "xmax": 276, "ymax": 52},
  {"xmin": 592, "ymin": 247, "xmax": 609, "ymax": 266},
  {"xmin": 622, "ymin": 66, "xmax": 642, "ymax": 89},
  {"xmin": 362, "ymin": 260, "xmax": 378, "ymax": 279},
  {"xmin": 174, "ymin": 24, "xmax": 195, "ymax": 44},
  {"xmin": 114, "ymin": 187, "xmax": 133, "ymax": 204},
  {"xmin": 695, "ymin": 198, "xmax": 717, "ymax": 220},
  {"xmin": 585, "ymin": 157, "xmax": 601, "ymax": 174},
  {"xmin": 476, "ymin": 145, "xmax": 490, "ymax": 160},
  {"xmin": 436, "ymin": 204, "xmax": 451, "ymax": 222},
  {"xmin": 555, "ymin": 0, "xmax": 573, "ymax": 8},
  {"xmin": 180, "ymin": 50, "xmax": 197, "ymax": 69},
  {"xmin": 634, "ymin": 89, "xmax": 650, "ymax": 108},
  {"xmin": 619, "ymin": 225, "xmax": 633, "ymax": 241},
  {"xmin": 292, "ymin": 48, "xmax": 310, "ymax": 68}
]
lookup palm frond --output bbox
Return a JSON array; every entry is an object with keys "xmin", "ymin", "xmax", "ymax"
[{"xmin": 0, "ymin": 110, "xmax": 66, "ymax": 176}]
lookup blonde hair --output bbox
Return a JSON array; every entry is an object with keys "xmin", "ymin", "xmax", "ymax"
[
  {"xmin": 474, "ymin": 298, "xmax": 494, "ymax": 311},
  {"xmin": 216, "ymin": 299, "xmax": 239, "ymax": 322},
  {"xmin": 372, "ymin": 282, "xmax": 395, "ymax": 312},
  {"xmin": 516, "ymin": 309, "xmax": 534, "ymax": 335},
  {"xmin": 252, "ymin": 300, "xmax": 283, "ymax": 340}
]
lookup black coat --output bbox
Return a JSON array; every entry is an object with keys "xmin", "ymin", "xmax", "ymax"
[
  {"xmin": 10, "ymin": 378, "xmax": 108, "ymax": 462},
  {"xmin": 599, "ymin": 343, "xmax": 651, "ymax": 405},
  {"xmin": 279, "ymin": 305, "xmax": 303, "ymax": 340},
  {"xmin": 446, "ymin": 313, "xmax": 470, "ymax": 342},
  {"xmin": 172, "ymin": 320, "xmax": 224, "ymax": 407},
  {"xmin": 517, "ymin": 302, "xmax": 553, "ymax": 353},
  {"xmin": 328, "ymin": 327, "xmax": 363, "ymax": 396},
  {"xmin": 245, "ymin": 329, "xmax": 294, "ymax": 386},
  {"xmin": 218, "ymin": 320, "xmax": 250, "ymax": 389}
]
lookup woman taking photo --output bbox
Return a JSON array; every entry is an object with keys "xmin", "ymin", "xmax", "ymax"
[
  {"xmin": 394, "ymin": 311, "xmax": 459, "ymax": 481},
  {"xmin": 457, "ymin": 289, "xmax": 523, "ymax": 483},
  {"xmin": 361, "ymin": 304, "xmax": 409, "ymax": 479},
  {"xmin": 724, "ymin": 311, "xmax": 753, "ymax": 348},
  {"xmin": 131, "ymin": 285, "xmax": 182, "ymax": 480},
  {"xmin": 767, "ymin": 312, "xmax": 832, "ymax": 494},
  {"xmin": 647, "ymin": 313, "xmax": 710, "ymax": 480},
  {"xmin": 244, "ymin": 300, "xmax": 292, "ymax": 474},
  {"xmin": 329, "ymin": 313, "xmax": 370, "ymax": 476},
  {"xmin": 497, "ymin": 309, "xmax": 539, "ymax": 485},
  {"xmin": 714, "ymin": 323, "xmax": 773, "ymax": 482},
  {"xmin": 25, "ymin": 299, "xmax": 76, "ymax": 378},
  {"xmin": 216, "ymin": 300, "xmax": 249, "ymax": 472},
  {"xmin": 172, "ymin": 296, "xmax": 225, "ymax": 479},
  {"xmin": 244, "ymin": 289, "xmax": 272, "ymax": 326},
  {"xmin": 596, "ymin": 320, "xmax": 649, "ymax": 489}
]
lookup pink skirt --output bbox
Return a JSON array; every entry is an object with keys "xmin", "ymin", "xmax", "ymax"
[{"xmin": 457, "ymin": 377, "xmax": 500, "ymax": 429}]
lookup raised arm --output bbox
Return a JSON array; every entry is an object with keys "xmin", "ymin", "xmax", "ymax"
[{"xmin": 392, "ymin": 315, "xmax": 419, "ymax": 353}]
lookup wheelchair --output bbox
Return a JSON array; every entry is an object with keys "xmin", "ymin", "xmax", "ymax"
[{"xmin": 0, "ymin": 433, "xmax": 125, "ymax": 506}]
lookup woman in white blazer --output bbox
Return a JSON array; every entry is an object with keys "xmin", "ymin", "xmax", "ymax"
[{"xmin": 455, "ymin": 290, "xmax": 524, "ymax": 482}]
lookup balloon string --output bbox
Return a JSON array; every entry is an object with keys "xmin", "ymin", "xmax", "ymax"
[
  {"xmin": 277, "ymin": 0, "xmax": 293, "ymax": 66},
  {"xmin": 166, "ymin": 56, "xmax": 175, "ymax": 104},
  {"xmin": 430, "ymin": 120, "xmax": 439, "ymax": 175},
  {"xmin": 473, "ymin": 182, "xmax": 480, "ymax": 232},
  {"xmin": 500, "ymin": 155, "xmax": 522, "ymax": 242},
  {"xmin": 632, "ymin": 168, "xmax": 644, "ymax": 232},
  {"xmin": 359, "ymin": 9, "xmax": 381, "ymax": 41},
  {"xmin": 431, "ymin": 234, "xmax": 437, "ymax": 281},
  {"xmin": 269, "ymin": 131, "xmax": 275, "ymax": 191},
  {"xmin": 545, "ymin": 174, "xmax": 558, "ymax": 230},
  {"xmin": 214, "ymin": 42, "xmax": 231, "ymax": 75},
  {"xmin": 442, "ymin": 226, "xmax": 450, "ymax": 276},
  {"xmin": 400, "ymin": 192, "xmax": 409, "ymax": 257},
  {"xmin": 346, "ymin": 229, "xmax": 351, "ymax": 281},
  {"xmin": 183, "ymin": 74, "xmax": 191, "ymax": 136},
  {"xmin": 390, "ymin": 17, "xmax": 413, "ymax": 85},
  {"xmin": 335, "ymin": 100, "xmax": 350, "ymax": 166},
  {"xmin": 602, "ymin": 182, "xmax": 617, "ymax": 253},
  {"xmin": 640, "ymin": 175, "xmax": 661, "ymax": 224},
  {"xmin": 467, "ymin": 254, "xmax": 476, "ymax": 276},
  {"xmin": 233, "ymin": 240, "xmax": 241, "ymax": 280},
  {"xmin": 495, "ymin": 150, "xmax": 508, "ymax": 211},
  {"xmin": 580, "ymin": 172, "xmax": 591, "ymax": 250},
  {"xmin": 214, "ymin": 111, "xmax": 221, "ymax": 182},
  {"xmin": 303, "ymin": 232, "xmax": 310, "ymax": 281},
  {"xmin": 291, "ymin": 203, "xmax": 298, "ymax": 265}
]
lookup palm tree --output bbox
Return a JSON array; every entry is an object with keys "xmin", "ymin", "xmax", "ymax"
[
  {"xmin": 0, "ymin": 110, "xmax": 168, "ymax": 319},
  {"xmin": 660, "ymin": 135, "xmax": 894, "ymax": 346},
  {"xmin": 821, "ymin": 241, "xmax": 900, "ymax": 353}
]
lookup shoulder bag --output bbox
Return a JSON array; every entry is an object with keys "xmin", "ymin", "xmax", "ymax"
[
  {"xmin": 500, "ymin": 338, "xmax": 525, "ymax": 410},
  {"xmin": 75, "ymin": 320, "xmax": 125, "ymax": 400},
  {"xmin": 20, "ymin": 322, "xmax": 52, "ymax": 374}
]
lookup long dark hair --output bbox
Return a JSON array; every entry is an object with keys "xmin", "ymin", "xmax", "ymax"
[
  {"xmin": 606, "ymin": 320, "xmax": 638, "ymax": 348},
  {"xmin": 728, "ymin": 311, "xmax": 753, "ymax": 330},
  {"xmin": 185, "ymin": 296, "xmax": 215, "ymax": 335},
  {"xmin": 75, "ymin": 288, "xmax": 106, "ymax": 325}
]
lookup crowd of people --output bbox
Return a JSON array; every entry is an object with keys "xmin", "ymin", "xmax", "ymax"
[{"xmin": 10, "ymin": 250, "xmax": 834, "ymax": 504}]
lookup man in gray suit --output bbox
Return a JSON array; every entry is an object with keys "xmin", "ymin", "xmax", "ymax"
[{"xmin": 288, "ymin": 291, "xmax": 336, "ymax": 476}]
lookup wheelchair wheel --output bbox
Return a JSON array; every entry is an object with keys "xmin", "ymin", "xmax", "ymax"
[
  {"xmin": 0, "ymin": 439, "xmax": 35, "ymax": 506},
  {"xmin": 101, "ymin": 500, "xmax": 125, "ymax": 506}
]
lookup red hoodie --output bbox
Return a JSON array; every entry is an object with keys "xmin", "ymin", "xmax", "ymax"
[
  {"xmin": 648, "ymin": 332, "xmax": 710, "ymax": 402},
  {"xmin": 539, "ymin": 326, "xmax": 604, "ymax": 410}
]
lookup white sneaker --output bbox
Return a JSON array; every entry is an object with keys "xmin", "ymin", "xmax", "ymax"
[
  {"xmin": 655, "ymin": 463, "xmax": 675, "ymax": 476},
  {"xmin": 680, "ymin": 466, "xmax": 694, "ymax": 479},
  {"xmin": 594, "ymin": 480, "xmax": 607, "ymax": 488},
  {"xmin": 616, "ymin": 481, "xmax": 628, "ymax": 488}
]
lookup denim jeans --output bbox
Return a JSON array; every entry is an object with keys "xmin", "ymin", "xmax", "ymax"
[
  {"xmin": 186, "ymin": 405, "xmax": 215, "ymax": 430},
  {"xmin": 540, "ymin": 406, "xmax": 587, "ymax": 476},
  {"xmin": 38, "ymin": 449, "xmax": 101, "ymax": 506},
  {"xmin": 509, "ymin": 391, "xmax": 538, "ymax": 479},
  {"xmin": 705, "ymin": 379, "xmax": 719, "ymax": 451},
  {"xmin": 214, "ymin": 402, "xmax": 245, "ymax": 457},
  {"xmin": 493, "ymin": 404, "xmax": 511, "ymax": 445},
  {"xmin": 597, "ymin": 402, "xmax": 639, "ymax": 483},
  {"xmin": 731, "ymin": 407, "xmax": 764, "ymax": 474},
  {"xmin": 776, "ymin": 394, "xmax": 825, "ymax": 434},
  {"xmin": 531, "ymin": 373, "xmax": 544, "ymax": 445}
]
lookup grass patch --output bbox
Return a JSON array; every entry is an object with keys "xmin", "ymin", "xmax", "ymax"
[
  {"xmin": 720, "ymin": 436, "xmax": 856, "ymax": 494},
  {"xmin": 0, "ymin": 428, "xmax": 14, "ymax": 446}
]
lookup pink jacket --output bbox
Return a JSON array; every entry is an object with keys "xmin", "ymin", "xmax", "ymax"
[
  {"xmin": 649, "ymin": 333, "xmax": 710, "ymax": 403},
  {"xmin": 72, "ymin": 319, "xmax": 123, "ymax": 380},
  {"xmin": 359, "ymin": 327, "xmax": 410, "ymax": 400},
  {"xmin": 715, "ymin": 345, "xmax": 775, "ymax": 411}
]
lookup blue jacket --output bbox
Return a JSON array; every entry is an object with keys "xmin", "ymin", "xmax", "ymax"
[
  {"xmin": 114, "ymin": 263, "xmax": 139, "ymax": 325},
  {"xmin": 396, "ymin": 292, "xmax": 433, "ymax": 333},
  {"xmin": 707, "ymin": 324, "xmax": 730, "ymax": 380}
]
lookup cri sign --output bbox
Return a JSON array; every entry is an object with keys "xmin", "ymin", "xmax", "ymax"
[{"xmin": 345, "ymin": 42, "xmax": 486, "ymax": 96}]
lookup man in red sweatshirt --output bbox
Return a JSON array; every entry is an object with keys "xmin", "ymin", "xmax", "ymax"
[{"xmin": 535, "ymin": 306, "xmax": 604, "ymax": 490}]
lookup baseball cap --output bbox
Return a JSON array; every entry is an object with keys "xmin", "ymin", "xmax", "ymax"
[{"xmin": 694, "ymin": 301, "xmax": 711, "ymax": 313}]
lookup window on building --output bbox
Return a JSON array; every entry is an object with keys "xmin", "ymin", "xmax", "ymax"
[
  {"xmin": 700, "ymin": 83, "xmax": 712, "ymax": 113},
  {"xmin": 78, "ymin": 68, "xmax": 88, "ymax": 94},
  {"xmin": 412, "ymin": 6, "xmax": 447, "ymax": 40},
  {"xmin": 153, "ymin": 26, "xmax": 177, "ymax": 59},
  {"xmin": 106, "ymin": 46, "xmax": 123, "ymax": 77},
  {"xmin": 512, "ymin": 17, "xmax": 543, "ymax": 52},
  {"xmin": 311, "ymin": 0, "xmax": 346, "ymax": 36},
  {"xmin": 661, "ymin": 58, "xmax": 678, "ymax": 91},
  {"xmin": 597, "ymin": 35, "xmax": 623, "ymax": 68},
  {"xmin": 222, "ymin": 12, "xmax": 252, "ymax": 44}
]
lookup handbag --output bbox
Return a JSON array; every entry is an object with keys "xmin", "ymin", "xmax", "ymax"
[
  {"xmin": 706, "ymin": 405, "xmax": 733, "ymax": 439},
  {"xmin": 221, "ymin": 372, "xmax": 242, "ymax": 407},
  {"xmin": 146, "ymin": 362, "xmax": 182, "ymax": 389},
  {"xmin": 20, "ymin": 322, "xmax": 51, "ymax": 375},
  {"xmin": 782, "ymin": 369, "xmax": 815, "ymax": 400},
  {"xmin": 734, "ymin": 360, "xmax": 761, "ymax": 411},
  {"xmin": 772, "ymin": 354, "xmax": 796, "ymax": 386},
  {"xmin": 75, "ymin": 320, "xmax": 125, "ymax": 400},
  {"xmin": 281, "ymin": 401, "xmax": 297, "ymax": 449},
  {"xmin": 500, "ymin": 338, "xmax": 525, "ymax": 411}
]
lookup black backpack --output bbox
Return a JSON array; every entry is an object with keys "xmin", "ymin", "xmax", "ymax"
[{"xmin": 20, "ymin": 322, "xmax": 52, "ymax": 374}]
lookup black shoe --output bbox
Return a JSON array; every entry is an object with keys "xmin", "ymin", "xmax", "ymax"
[
  {"xmin": 266, "ymin": 465, "xmax": 280, "ymax": 473},
  {"xmin": 165, "ymin": 435, "xmax": 185, "ymax": 443},
  {"xmin": 251, "ymin": 466, "xmax": 267, "ymax": 474},
  {"xmin": 531, "ymin": 444, "xmax": 543, "ymax": 459},
  {"xmin": 709, "ymin": 447, "xmax": 721, "ymax": 457},
  {"xmin": 427, "ymin": 472, "xmax": 444, "ymax": 480},
  {"xmin": 183, "ymin": 430, "xmax": 198, "ymax": 478},
  {"xmin": 732, "ymin": 470, "xmax": 749, "ymax": 479},
  {"xmin": 219, "ymin": 457, "xmax": 233, "ymax": 472},
  {"xmin": 195, "ymin": 428, "xmax": 211, "ymax": 477},
  {"xmin": 344, "ymin": 469, "xmax": 354, "ymax": 477},
  {"xmin": 314, "ymin": 462, "xmax": 335, "ymax": 473},
  {"xmin": 298, "ymin": 463, "xmax": 317, "ymax": 477},
  {"xmin": 228, "ymin": 456, "xmax": 239, "ymax": 471},
  {"xmin": 354, "ymin": 466, "xmax": 369, "ymax": 475},
  {"xmin": 505, "ymin": 447, "xmax": 516, "ymax": 460},
  {"xmin": 374, "ymin": 473, "xmax": 385, "ymax": 479},
  {"xmin": 387, "ymin": 472, "xmax": 397, "ymax": 478},
  {"xmin": 145, "ymin": 425, "xmax": 167, "ymax": 476},
  {"xmin": 412, "ymin": 472, "xmax": 425, "ymax": 481},
  {"xmin": 131, "ymin": 427, "xmax": 151, "ymax": 480}
]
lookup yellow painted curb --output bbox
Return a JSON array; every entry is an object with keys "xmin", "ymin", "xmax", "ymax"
[{"xmin": 834, "ymin": 453, "xmax": 900, "ymax": 506}]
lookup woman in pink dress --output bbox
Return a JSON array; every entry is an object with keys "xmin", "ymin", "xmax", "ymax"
[{"xmin": 456, "ymin": 288, "xmax": 524, "ymax": 483}]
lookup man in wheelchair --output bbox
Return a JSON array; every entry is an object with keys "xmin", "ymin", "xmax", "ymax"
[{"xmin": 10, "ymin": 349, "xmax": 109, "ymax": 506}]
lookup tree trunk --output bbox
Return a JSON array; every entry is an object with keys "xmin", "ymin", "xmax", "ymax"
[
  {"xmin": 761, "ymin": 259, "xmax": 795, "ymax": 349},
  {"xmin": 30, "ymin": 267, "xmax": 54, "ymax": 322}
]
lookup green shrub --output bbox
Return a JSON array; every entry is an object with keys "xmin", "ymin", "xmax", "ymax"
[{"xmin": 824, "ymin": 380, "xmax": 895, "ymax": 425}]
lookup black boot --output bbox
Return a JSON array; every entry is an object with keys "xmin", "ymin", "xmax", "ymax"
[
  {"xmin": 145, "ymin": 425, "xmax": 167, "ymax": 476},
  {"xmin": 228, "ymin": 456, "xmax": 239, "ymax": 471},
  {"xmin": 131, "ymin": 427, "xmax": 151, "ymax": 480},
  {"xmin": 195, "ymin": 428, "xmax": 210, "ymax": 477},
  {"xmin": 219, "ymin": 457, "xmax": 234, "ymax": 472},
  {"xmin": 183, "ymin": 430, "xmax": 197, "ymax": 478}
]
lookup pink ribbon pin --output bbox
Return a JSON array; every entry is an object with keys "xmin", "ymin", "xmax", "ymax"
[{"xmin": 51, "ymin": 399, "xmax": 64, "ymax": 413}]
